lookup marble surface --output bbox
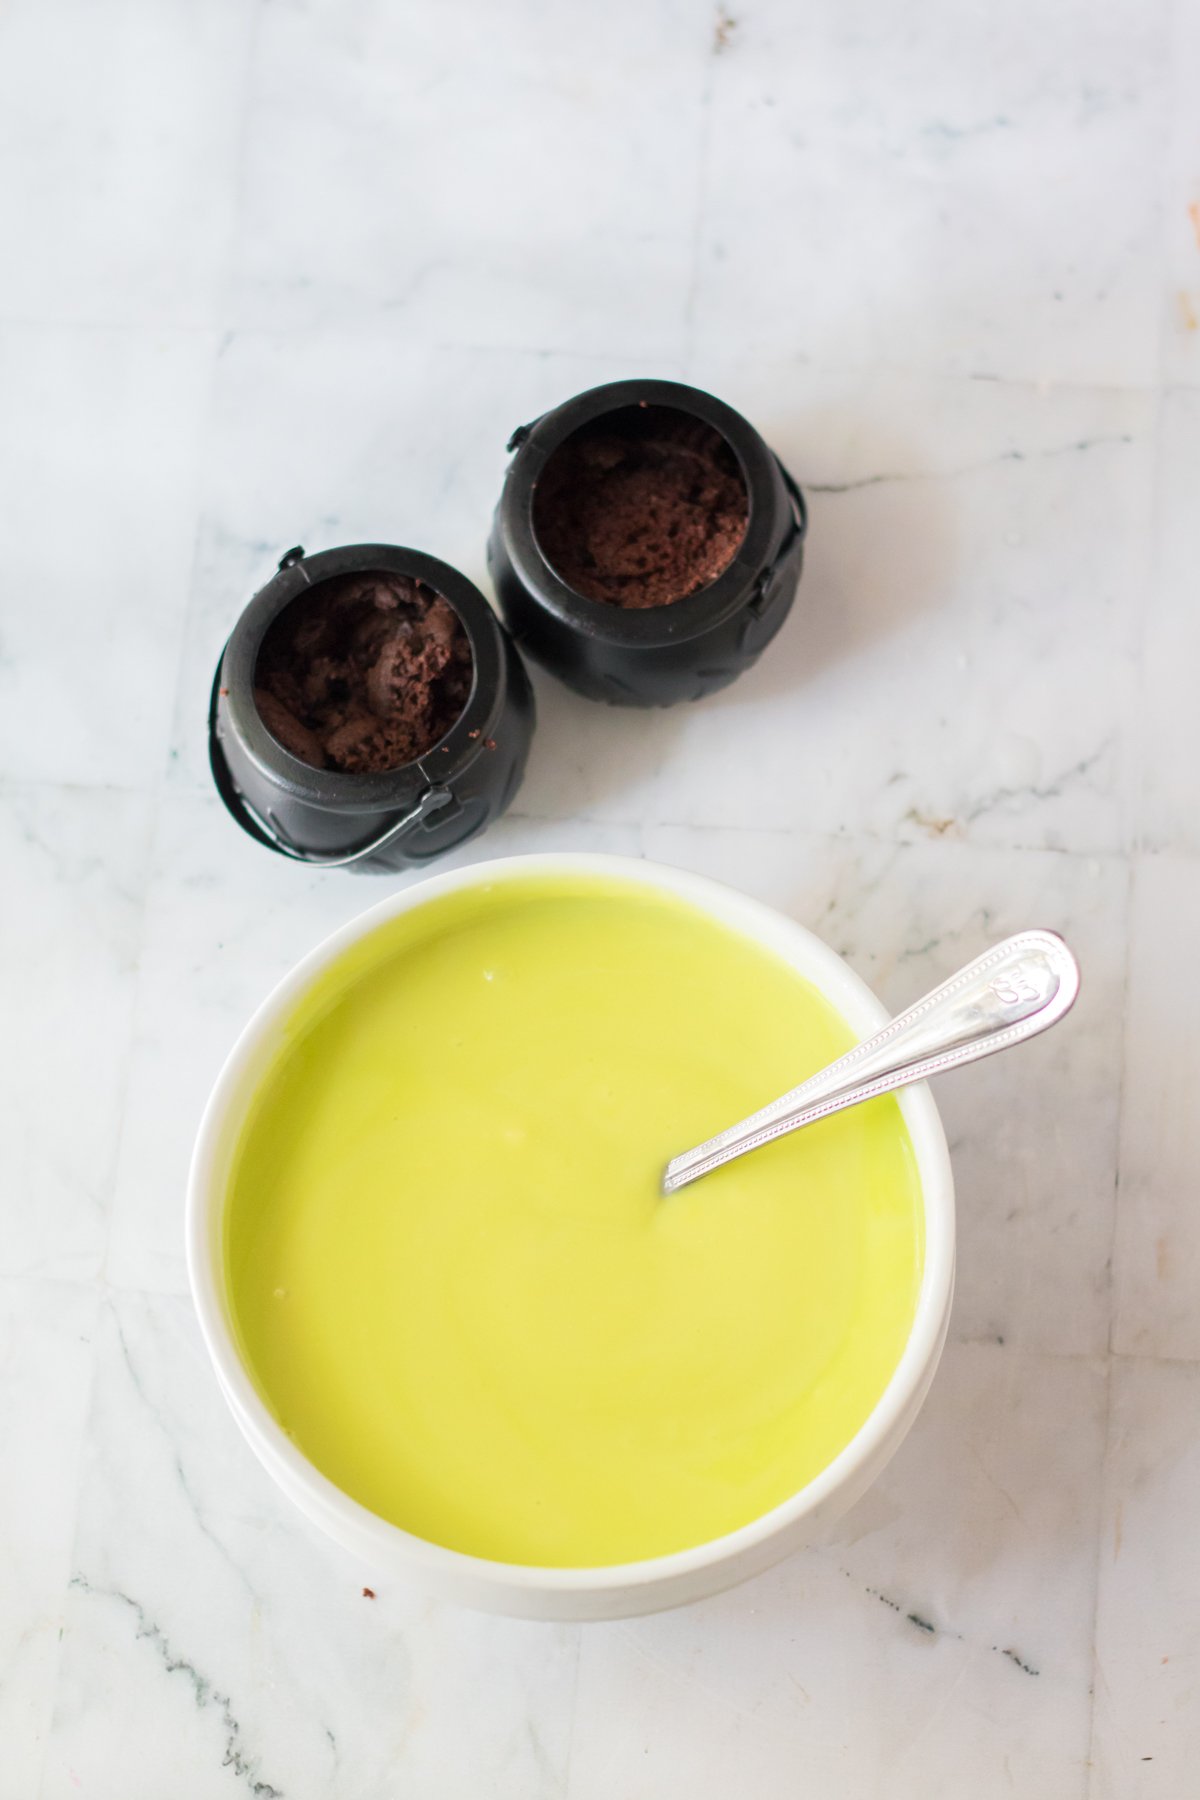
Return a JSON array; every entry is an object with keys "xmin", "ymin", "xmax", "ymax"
[{"xmin": 0, "ymin": 0, "xmax": 1196, "ymax": 1793}]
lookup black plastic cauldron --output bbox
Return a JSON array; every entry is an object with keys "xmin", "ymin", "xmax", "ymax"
[
  {"xmin": 210, "ymin": 543, "xmax": 534, "ymax": 873},
  {"xmin": 488, "ymin": 378, "xmax": 806, "ymax": 708}
]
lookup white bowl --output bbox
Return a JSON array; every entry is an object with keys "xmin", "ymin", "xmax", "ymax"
[{"xmin": 187, "ymin": 853, "xmax": 955, "ymax": 1620}]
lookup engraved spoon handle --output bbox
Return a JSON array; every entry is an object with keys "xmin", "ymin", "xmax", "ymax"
[{"xmin": 662, "ymin": 930, "xmax": 1080, "ymax": 1195}]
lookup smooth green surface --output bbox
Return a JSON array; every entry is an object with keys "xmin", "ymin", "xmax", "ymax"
[{"xmin": 225, "ymin": 877, "xmax": 923, "ymax": 1566}]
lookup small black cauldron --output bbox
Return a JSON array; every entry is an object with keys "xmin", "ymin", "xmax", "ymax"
[
  {"xmin": 488, "ymin": 378, "xmax": 806, "ymax": 708},
  {"xmin": 209, "ymin": 543, "xmax": 534, "ymax": 873}
]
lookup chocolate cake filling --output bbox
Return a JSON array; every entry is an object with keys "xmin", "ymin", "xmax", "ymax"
[
  {"xmin": 532, "ymin": 405, "xmax": 749, "ymax": 609},
  {"xmin": 253, "ymin": 572, "xmax": 472, "ymax": 775}
]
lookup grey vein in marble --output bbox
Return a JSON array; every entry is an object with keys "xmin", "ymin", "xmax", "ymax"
[{"xmin": 68, "ymin": 1578, "xmax": 283, "ymax": 1800}]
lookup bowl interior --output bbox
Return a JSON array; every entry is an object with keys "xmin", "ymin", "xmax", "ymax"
[{"xmin": 187, "ymin": 853, "xmax": 954, "ymax": 1599}]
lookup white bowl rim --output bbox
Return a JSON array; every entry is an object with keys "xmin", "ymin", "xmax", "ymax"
[{"xmin": 186, "ymin": 851, "xmax": 955, "ymax": 1596}]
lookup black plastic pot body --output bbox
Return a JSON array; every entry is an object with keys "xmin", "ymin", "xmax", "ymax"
[
  {"xmin": 488, "ymin": 379, "xmax": 807, "ymax": 708},
  {"xmin": 210, "ymin": 544, "xmax": 534, "ymax": 873}
]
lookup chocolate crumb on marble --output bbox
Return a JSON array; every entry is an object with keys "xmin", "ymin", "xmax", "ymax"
[{"xmin": 254, "ymin": 572, "xmax": 473, "ymax": 774}]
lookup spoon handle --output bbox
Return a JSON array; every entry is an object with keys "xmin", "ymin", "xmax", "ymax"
[{"xmin": 662, "ymin": 929, "xmax": 1080, "ymax": 1194}]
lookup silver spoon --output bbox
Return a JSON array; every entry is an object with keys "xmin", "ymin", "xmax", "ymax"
[{"xmin": 662, "ymin": 929, "xmax": 1080, "ymax": 1195}]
